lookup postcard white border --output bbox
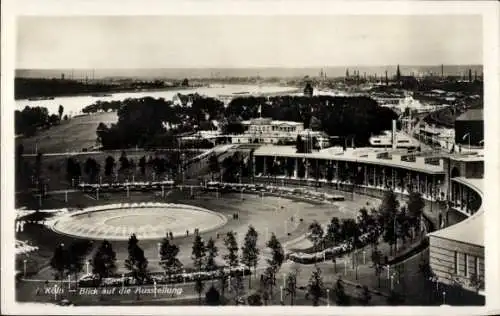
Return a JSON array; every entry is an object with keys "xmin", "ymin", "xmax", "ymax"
[{"xmin": 2, "ymin": 1, "xmax": 499, "ymax": 315}]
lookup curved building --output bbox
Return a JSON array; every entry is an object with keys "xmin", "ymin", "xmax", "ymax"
[{"xmin": 250, "ymin": 145, "xmax": 484, "ymax": 293}]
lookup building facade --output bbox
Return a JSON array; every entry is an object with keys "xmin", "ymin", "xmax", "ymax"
[
  {"xmin": 250, "ymin": 145, "xmax": 484, "ymax": 293},
  {"xmin": 231, "ymin": 118, "xmax": 304, "ymax": 144}
]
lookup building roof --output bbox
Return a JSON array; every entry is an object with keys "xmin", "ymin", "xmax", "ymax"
[
  {"xmin": 253, "ymin": 145, "xmax": 446, "ymax": 174},
  {"xmin": 456, "ymin": 109, "xmax": 483, "ymax": 122},
  {"xmin": 428, "ymin": 177, "xmax": 484, "ymax": 247}
]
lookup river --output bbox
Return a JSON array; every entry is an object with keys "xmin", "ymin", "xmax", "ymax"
[{"xmin": 15, "ymin": 84, "xmax": 299, "ymax": 115}]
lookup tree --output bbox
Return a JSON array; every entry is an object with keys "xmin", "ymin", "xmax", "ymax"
[
  {"xmin": 247, "ymin": 292, "xmax": 263, "ymax": 306},
  {"xmin": 58, "ymin": 105, "xmax": 64, "ymax": 120},
  {"xmin": 223, "ymin": 231, "xmax": 239, "ymax": 268},
  {"xmin": 50, "ymin": 243, "xmax": 68, "ymax": 281},
  {"xmin": 104, "ymin": 156, "xmax": 115, "ymax": 177},
  {"xmin": 67, "ymin": 240, "xmax": 93, "ymax": 286},
  {"xmin": 407, "ymin": 192, "xmax": 425, "ymax": 238},
  {"xmin": 380, "ymin": 190, "xmax": 400, "ymax": 255},
  {"xmin": 192, "ymin": 234, "xmax": 207, "ymax": 272},
  {"xmin": 205, "ymin": 285, "xmax": 222, "ymax": 305},
  {"xmin": 231, "ymin": 274, "xmax": 245, "ymax": 304},
  {"xmin": 208, "ymin": 154, "xmax": 220, "ymax": 180},
  {"xmin": 285, "ymin": 271, "xmax": 298, "ymax": 305},
  {"xmin": 119, "ymin": 151, "xmax": 130, "ymax": 171},
  {"xmin": 326, "ymin": 163, "xmax": 334, "ymax": 183},
  {"xmin": 371, "ymin": 247, "xmax": 384, "ymax": 288},
  {"xmin": 125, "ymin": 234, "xmax": 148, "ymax": 284},
  {"xmin": 181, "ymin": 78, "xmax": 189, "ymax": 87},
  {"xmin": 308, "ymin": 221, "xmax": 324, "ymax": 251},
  {"xmin": 84, "ymin": 158, "xmax": 100, "ymax": 183},
  {"xmin": 307, "ymin": 266, "xmax": 325, "ymax": 306},
  {"xmin": 139, "ymin": 156, "xmax": 146, "ymax": 175},
  {"xmin": 325, "ymin": 217, "xmax": 341, "ymax": 248},
  {"xmin": 309, "ymin": 116, "xmax": 321, "ymax": 131},
  {"xmin": 265, "ymin": 233, "xmax": 285, "ymax": 299},
  {"xmin": 195, "ymin": 277, "xmax": 205, "ymax": 305},
  {"xmin": 260, "ymin": 266, "xmax": 274, "ymax": 304},
  {"xmin": 241, "ymin": 225, "xmax": 259, "ymax": 288},
  {"xmin": 205, "ymin": 237, "xmax": 219, "ymax": 273},
  {"xmin": 295, "ymin": 135, "xmax": 305, "ymax": 153},
  {"xmin": 159, "ymin": 235, "xmax": 182, "ymax": 282},
  {"xmin": 92, "ymin": 240, "xmax": 117, "ymax": 281},
  {"xmin": 334, "ymin": 278, "xmax": 350, "ymax": 306},
  {"xmin": 359, "ymin": 285, "xmax": 371, "ymax": 305}
]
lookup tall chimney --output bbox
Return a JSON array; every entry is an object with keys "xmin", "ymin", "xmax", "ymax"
[{"xmin": 392, "ymin": 120, "xmax": 397, "ymax": 150}]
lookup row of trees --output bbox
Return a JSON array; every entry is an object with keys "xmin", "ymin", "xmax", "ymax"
[
  {"xmin": 94, "ymin": 96, "xmax": 225, "ymax": 149},
  {"xmin": 65, "ymin": 150, "xmax": 192, "ymax": 184},
  {"xmin": 15, "ymin": 105, "xmax": 66, "ymax": 136},
  {"xmin": 306, "ymin": 191, "xmax": 425, "ymax": 277},
  {"xmin": 91, "ymin": 93, "xmax": 396, "ymax": 150},
  {"xmin": 225, "ymin": 95, "xmax": 397, "ymax": 146}
]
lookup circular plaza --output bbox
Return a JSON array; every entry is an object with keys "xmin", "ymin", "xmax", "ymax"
[{"xmin": 49, "ymin": 203, "xmax": 228, "ymax": 241}]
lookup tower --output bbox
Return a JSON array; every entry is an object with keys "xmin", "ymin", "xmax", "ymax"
[
  {"xmin": 385, "ymin": 70, "xmax": 388, "ymax": 85},
  {"xmin": 441, "ymin": 64, "xmax": 444, "ymax": 78},
  {"xmin": 468, "ymin": 69, "xmax": 472, "ymax": 82},
  {"xmin": 346, "ymin": 68, "xmax": 350, "ymax": 78},
  {"xmin": 396, "ymin": 64, "xmax": 401, "ymax": 83}
]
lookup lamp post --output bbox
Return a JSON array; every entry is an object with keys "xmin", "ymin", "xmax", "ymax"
[
  {"xmin": 280, "ymin": 285, "xmax": 284, "ymax": 304},
  {"xmin": 157, "ymin": 242, "xmax": 161, "ymax": 259},
  {"xmin": 386, "ymin": 264, "xmax": 390, "ymax": 279},
  {"xmin": 65, "ymin": 190, "xmax": 68, "ymax": 203},
  {"xmin": 53, "ymin": 284, "xmax": 58, "ymax": 301},
  {"xmin": 86, "ymin": 260, "xmax": 90, "ymax": 274},
  {"xmin": 183, "ymin": 269, "xmax": 186, "ymax": 284},
  {"xmin": 23, "ymin": 259, "xmax": 27, "ymax": 278},
  {"xmin": 390, "ymin": 274, "xmax": 395, "ymax": 290},
  {"xmin": 122, "ymin": 273, "xmax": 125, "ymax": 291},
  {"xmin": 442, "ymin": 291, "xmax": 446, "ymax": 305},
  {"xmin": 326, "ymin": 288, "xmax": 330, "ymax": 306},
  {"xmin": 363, "ymin": 250, "xmax": 366, "ymax": 265},
  {"xmin": 154, "ymin": 280, "xmax": 157, "ymax": 297}
]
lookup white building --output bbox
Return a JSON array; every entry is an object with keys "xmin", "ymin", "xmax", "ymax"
[{"xmin": 231, "ymin": 118, "xmax": 304, "ymax": 145}]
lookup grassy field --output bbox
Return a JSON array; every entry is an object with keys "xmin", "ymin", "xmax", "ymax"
[{"xmin": 17, "ymin": 112, "xmax": 117, "ymax": 154}]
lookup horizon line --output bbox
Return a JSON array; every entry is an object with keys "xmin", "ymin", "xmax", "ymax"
[{"xmin": 15, "ymin": 64, "xmax": 484, "ymax": 71}]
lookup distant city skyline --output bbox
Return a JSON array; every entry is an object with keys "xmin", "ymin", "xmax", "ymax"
[
  {"xmin": 16, "ymin": 65, "xmax": 483, "ymax": 80},
  {"xmin": 17, "ymin": 15, "xmax": 482, "ymax": 69}
]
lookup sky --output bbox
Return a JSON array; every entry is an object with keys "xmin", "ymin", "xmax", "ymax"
[{"xmin": 16, "ymin": 15, "xmax": 483, "ymax": 69}]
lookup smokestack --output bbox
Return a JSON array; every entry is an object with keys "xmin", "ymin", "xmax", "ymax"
[
  {"xmin": 441, "ymin": 64, "xmax": 444, "ymax": 78},
  {"xmin": 392, "ymin": 120, "xmax": 397, "ymax": 150}
]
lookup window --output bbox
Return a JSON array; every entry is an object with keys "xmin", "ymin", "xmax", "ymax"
[
  {"xmin": 453, "ymin": 251, "xmax": 458, "ymax": 274},
  {"xmin": 475, "ymin": 257, "xmax": 479, "ymax": 276},
  {"xmin": 464, "ymin": 253, "xmax": 468, "ymax": 277}
]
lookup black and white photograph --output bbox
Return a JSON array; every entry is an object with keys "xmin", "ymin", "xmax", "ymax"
[{"xmin": 2, "ymin": 1, "xmax": 499, "ymax": 315}]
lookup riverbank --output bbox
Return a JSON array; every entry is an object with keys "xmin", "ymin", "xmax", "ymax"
[{"xmin": 15, "ymin": 85, "xmax": 199, "ymax": 101}]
